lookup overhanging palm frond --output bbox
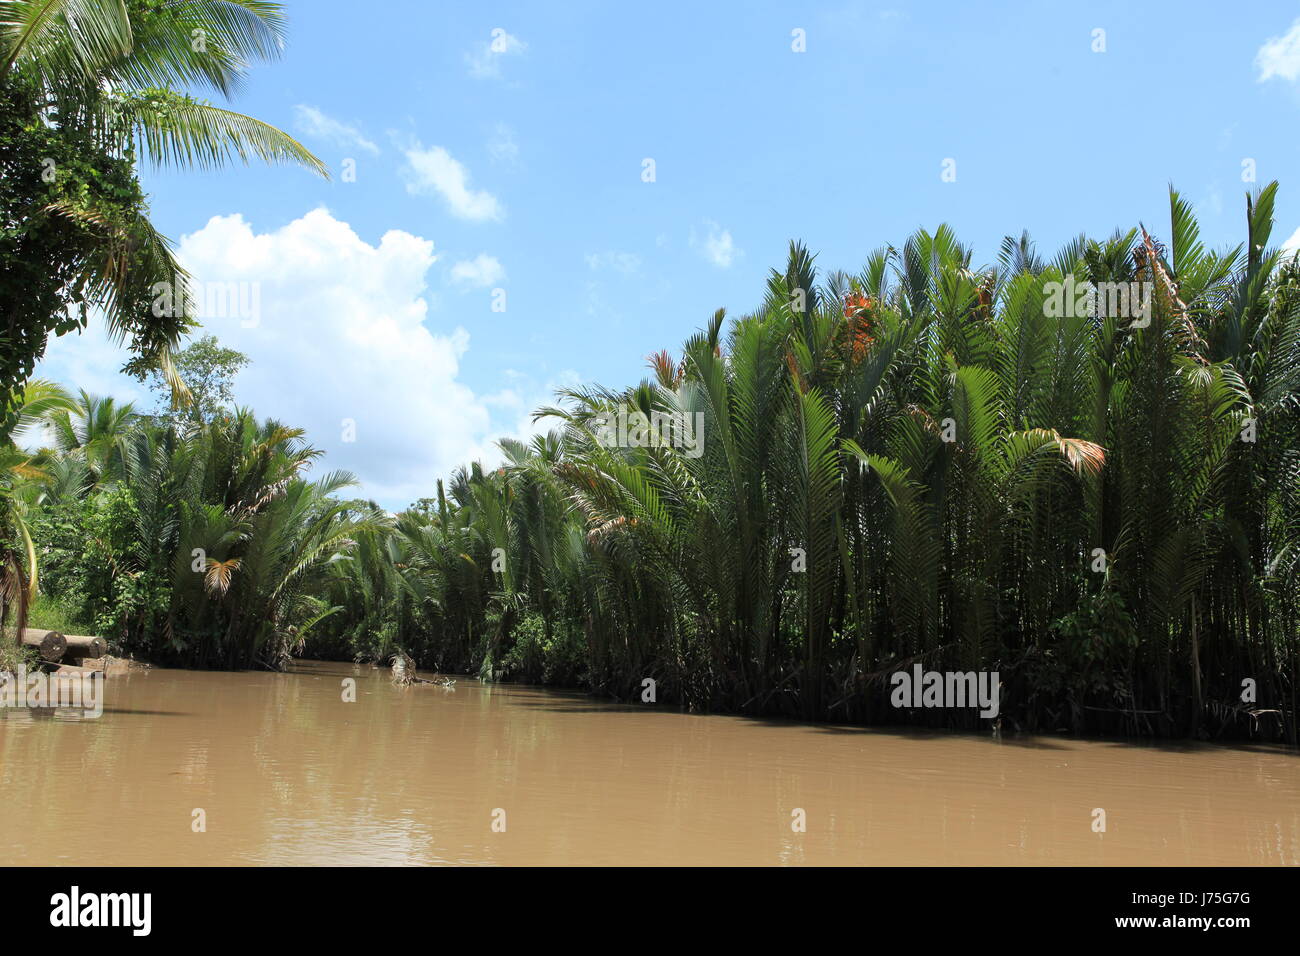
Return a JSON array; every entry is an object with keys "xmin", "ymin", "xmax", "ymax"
[
  {"xmin": 7, "ymin": 379, "xmax": 74, "ymax": 442},
  {"xmin": 119, "ymin": 90, "xmax": 328, "ymax": 177},
  {"xmin": 0, "ymin": 0, "xmax": 132, "ymax": 83},
  {"xmin": 109, "ymin": 0, "xmax": 287, "ymax": 96}
]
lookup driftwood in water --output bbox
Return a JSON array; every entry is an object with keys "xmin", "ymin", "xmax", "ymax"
[
  {"xmin": 21, "ymin": 629, "xmax": 66, "ymax": 662},
  {"xmin": 410, "ymin": 674, "xmax": 455, "ymax": 686},
  {"xmin": 388, "ymin": 652, "xmax": 454, "ymax": 686}
]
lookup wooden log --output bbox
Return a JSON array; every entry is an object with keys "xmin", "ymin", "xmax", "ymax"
[
  {"xmin": 21, "ymin": 629, "xmax": 66, "ymax": 662},
  {"xmin": 62, "ymin": 634, "xmax": 107, "ymax": 660}
]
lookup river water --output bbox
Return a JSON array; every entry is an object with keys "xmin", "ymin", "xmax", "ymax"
[{"xmin": 1, "ymin": 660, "xmax": 1296, "ymax": 865}]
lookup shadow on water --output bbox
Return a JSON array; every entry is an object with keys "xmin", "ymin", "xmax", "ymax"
[
  {"xmin": 478, "ymin": 678, "xmax": 1296, "ymax": 756},
  {"xmin": 490, "ymin": 683, "xmax": 1077, "ymax": 749}
]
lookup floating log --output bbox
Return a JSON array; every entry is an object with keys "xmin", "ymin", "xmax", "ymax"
[
  {"xmin": 63, "ymin": 634, "xmax": 107, "ymax": 660},
  {"xmin": 21, "ymin": 629, "xmax": 66, "ymax": 662}
]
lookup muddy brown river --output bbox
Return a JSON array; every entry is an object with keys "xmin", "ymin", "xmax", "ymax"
[{"xmin": 1, "ymin": 661, "xmax": 1296, "ymax": 865}]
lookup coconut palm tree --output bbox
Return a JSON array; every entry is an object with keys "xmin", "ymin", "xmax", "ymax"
[
  {"xmin": 44, "ymin": 389, "xmax": 138, "ymax": 485},
  {"xmin": 0, "ymin": 0, "xmax": 325, "ymax": 430}
]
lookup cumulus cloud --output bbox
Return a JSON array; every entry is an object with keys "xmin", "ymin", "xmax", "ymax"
[
  {"xmin": 36, "ymin": 209, "xmax": 529, "ymax": 510},
  {"xmin": 1256, "ymin": 18, "xmax": 1300, "ymax": 83},
  {"xmin": 466, "ymin": 29, "xmax": 527, "ymax": 80},
  {"xmin": 403, "ymin": 143, "xmax": 503, "ymax": 221},
  {"xmin": 690, "ymin": 220, "xmax": 740, "ymax": 268},
  {"xmin": 450, "ymin": 253, "xmax": 505, "ymax": 288},
  {"xmin": 293, "ymin": 105, "xmax": 379, "ymax": 155}
]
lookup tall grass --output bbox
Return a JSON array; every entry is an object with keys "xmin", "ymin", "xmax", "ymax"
[{"xmin": 25, "ymin": 592, "xmax": 92, "ymax": 635}]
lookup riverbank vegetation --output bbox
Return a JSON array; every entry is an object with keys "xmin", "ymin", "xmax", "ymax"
[
  {"xmin": 313, "ymin": 188, "xmax": 1300, "ymax": 742},
  {"xmin": 2, "ymin": 6, "xmax": 1296, "ymax": 743},
  {"xmin": 2, "ymin": 356, "xmax": 379, "ymax": 673},
  {"xmin": 0, "ymin": 0, "xmax": 323, "ymax": 643},
  {"xmin": 7, "ymin": 184, "xmax": 1296, "ymax": 742}
]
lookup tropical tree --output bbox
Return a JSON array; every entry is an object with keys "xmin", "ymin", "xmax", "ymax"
[
  {"xmin": 0, "ymin": 379, "xmax": 75, "ymax": 630},
  {"xmin": 318, "ymin": 183, "xmax": 1299, "ymax": 742},
  {"xmin": 44, "ymin": 388, "xmax": 138, "ymax": 485},
  {"xmin": 106, "ymin": 409, "xmax": 368, "ymax": 668},
  {"xmin": 0, "ymin": 0, "xmax": 325, "ymax": 435}
]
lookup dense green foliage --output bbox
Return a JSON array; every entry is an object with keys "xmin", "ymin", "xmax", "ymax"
[
  {"xmin": 0, "ymin": 68, "xmax": 162, "ymax": 429},
  {"xmin": 310, "ymin": 186, "xmax": 1299, "ymax": 742},
  {"xmin": 11, "ymin": 389, "xmax": 375, "ymax": 668},
  {"xmin": 4, "ymin": 183, "xmax": 1297, "ymax": 742}
]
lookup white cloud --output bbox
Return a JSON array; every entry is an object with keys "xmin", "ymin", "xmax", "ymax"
[
  {"xmin": 450, "ymin": 253, "xmax": 505, "ymax": 288},
  {"xmin": 690, "ymin": 220, "xmax": 740, "ymax": 269},
  {"xmin": 1256, "ymin": 19, "xmax": 1300, "ymax": 83},
  {"xmin": 36, "ymin": 209, "xmax": 523, "ymax": 510},
  {"xmin": 585, "ymin": 251, "xmax": 641, "ymax": 274},
  {"xmin": 293, "ymin": 105, "xmax": 379, "ymax": 155},
  {"xmin": 32, "ymin": 329, "xmax": 151, "ymax": 410},
  {"xmin": 584, "ymin": 280, "xmax": 612, "ymax": 319},
  {"xmin": 466, "ymin": 29, "xmax": 527, "ymax": 80},
  {"xmin": 1281, "ymin": 225, "xmax": 1300, "ymax": 259},
  {"xmin": 403, "ymin": 143, "xmax": 503, "ymax": 221},
  {"xmin": 479, "ymin": 369, "xmax": 582, "ymax": 449}
]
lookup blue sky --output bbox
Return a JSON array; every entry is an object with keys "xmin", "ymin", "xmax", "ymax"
[{"xmin": 36, "ymin": 0, "xmax": 1300, "ymax": 509}]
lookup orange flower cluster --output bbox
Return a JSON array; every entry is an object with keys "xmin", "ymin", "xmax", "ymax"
[
  {"xmin": 842, "ymin": 292, "xmax": 873, "ymax": 317},
  {"xmin": 842, "ymin": 293, "xmax": 876, "ymax": 364}
]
